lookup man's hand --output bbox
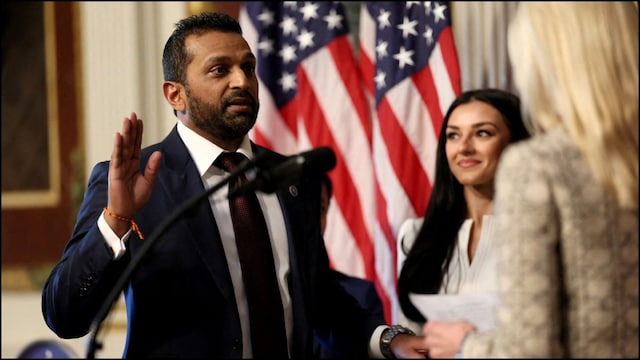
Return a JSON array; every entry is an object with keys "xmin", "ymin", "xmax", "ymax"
[
  {"xmin": 423, "ymin": 320, "xmax": 475, "ymax": 358},
  {"xmin": 390, "ymin": 333, "xmax": 429, "ymax": 358},
  {"xmin": 106, "ymin": 112, "xmax": 162, "ymax": 236}
]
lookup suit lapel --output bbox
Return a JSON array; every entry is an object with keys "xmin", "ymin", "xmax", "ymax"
[
  {"xmin": 156, "ymin": 127, "xmax": 236, "ymax": 305},
  {"xmin": 274, "ymin": 172, "xmax": 316, "ymax": 357},
  {"xmin": 252, "ymin": 144, "xmax": 314, "ymax": 356}
]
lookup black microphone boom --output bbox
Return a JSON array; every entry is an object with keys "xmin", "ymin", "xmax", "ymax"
[{"xmin": 229, "ymin": 146, "xmax": 337, "ymax": 198}]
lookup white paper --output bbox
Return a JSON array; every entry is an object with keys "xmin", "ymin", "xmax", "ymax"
[{"xmin": 409, "ymin": 292, "xmax": 500, "ymax": 331}]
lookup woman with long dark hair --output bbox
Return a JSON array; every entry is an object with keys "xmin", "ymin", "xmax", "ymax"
[{"xmin": 397, "ymin": 88, "xmax": 530, "ymax": 331}]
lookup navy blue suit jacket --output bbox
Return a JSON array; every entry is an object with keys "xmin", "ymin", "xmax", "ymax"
[
  {"xmin": 42, "ymin": 126, "xmax": 384, "ymax": 358},
  {"xmin": 314, "ymin": 271, "xmax": 385, "ymax": 358}
]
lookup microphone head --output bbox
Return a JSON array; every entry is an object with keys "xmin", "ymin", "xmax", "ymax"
[
  {"xmin": 301, "ymin": 146, "xmax": 337, "ymax": 174},
  {"xmin": 232, "ymin": 146, "xmax": 337, "ymax": 197}
]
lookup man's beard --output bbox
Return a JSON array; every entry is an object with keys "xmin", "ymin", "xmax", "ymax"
[{"xmin": 185, "ymin": 85, "xmax": 259, "ymax": 141}]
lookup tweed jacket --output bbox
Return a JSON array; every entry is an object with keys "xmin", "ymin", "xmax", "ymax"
[{"xmin": 463, "ymin": 127, "xmax": 638, "ymax": 358}]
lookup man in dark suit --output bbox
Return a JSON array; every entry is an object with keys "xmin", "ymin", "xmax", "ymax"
[
  {"xmin": 314, "ymin": 174, "xmax": 386, "ymax": 358},
  {"xmin": 41, "ymin": 12, "xmax": 424, "ymax": 358}
]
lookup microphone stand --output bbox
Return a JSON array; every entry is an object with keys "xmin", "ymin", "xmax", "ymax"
[{"xmin": 86, "ymin": 155, "xmax": 260, "ymax": 358}]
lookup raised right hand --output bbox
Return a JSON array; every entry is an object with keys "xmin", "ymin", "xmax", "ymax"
[{"xmin": 105, "ymin": 112, "xmax": 162, "ymax": 236}]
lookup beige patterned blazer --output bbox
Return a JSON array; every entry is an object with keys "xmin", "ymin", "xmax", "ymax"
[{"xmin": 463, "ymin": 127, "xmax": 638, "ymax": 358}]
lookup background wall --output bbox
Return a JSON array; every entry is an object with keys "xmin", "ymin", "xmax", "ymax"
[{"xmin": 1, "ymin": 1, "xmax": 518, "ymax": 357}]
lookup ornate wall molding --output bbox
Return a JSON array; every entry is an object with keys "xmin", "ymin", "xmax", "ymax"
[{"xmin": 77, "ymin": 2, "xmax": 187, "ymax": 179}]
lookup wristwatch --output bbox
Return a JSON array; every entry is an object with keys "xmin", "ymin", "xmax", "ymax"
[{"xmin": 380, "ymin": 324, "xmax": 415, "ymax": 359}]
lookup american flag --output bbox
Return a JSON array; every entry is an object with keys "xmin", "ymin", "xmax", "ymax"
[
  {"xmin": 358, "ymin": 2, "xmax": 461, "ymax": 322},
  {"xmin": 239, "ymin": 1, "xmax": 460, "ymax": 324}
]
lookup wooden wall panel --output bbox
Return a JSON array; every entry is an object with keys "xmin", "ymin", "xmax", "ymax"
[{"xmin": 1, "ymin": 2, "xmax": 82, "ymax": 270}]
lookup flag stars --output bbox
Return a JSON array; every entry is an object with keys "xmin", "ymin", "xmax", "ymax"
[
  {"xmin": 258, "ymin": 38, "xmax": 275, "ymax": 56},
  {"xmin": 280, "ymin": 15, "xmax": 298, "ymax": 36},
  {"xmin": 432, "ymin": 2, "xmax": 447, "ymax": 23},
  {"xmin": 424, "ymin": 1, "xmax": 433, "ymax": 16},
  {"xmin": 393, "ymin": 46, "xmax": 415, "ymax": 69},
  {"xmin": 365, "ymin": 1, "xmax": 454, "ymax": 101},
  {"xmin": 278, "ymin": 44, "xmax": 298, "ymax": 64},
  {"xmin": 246, "ymin": 2, "xmax": 353, "ymax": 103},
  {"xmin": 323, "ymin": 9, "xmax": 344, "ymax": 30},
  {"xmin": 299, "ymin": 2, "xmax": 320, "ymax": 21},
  {"xmin": 278, "ymin": 72, "xmax": 297, "ymax": 92},
  {"xmin": 377, "ymin": 9, "xmax": 391, "ymax": 30},
  {"xmin": 375, "ymin": 40, "xmax": 389, "ymax": 59},
  {"xmin": 423, "ymin": 26, "xmax": 434, "ymax": 46},
  {"xmin": 397, "ymin": 16, "xmax": 419, "ymax": 39},
  {"xmin": 257, "ymin": 9, "xmax": 275, "ymax": 26},
  {"xmin": 297, "ymin": 29, "xmax": 315, "ymax": 50},
  {"xmin": 374, "ymin": 70, "xmax": 387, "ymax": 89}
]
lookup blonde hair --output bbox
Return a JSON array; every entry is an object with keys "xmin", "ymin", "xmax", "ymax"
[{"xmin": 508, "ymin": 2, "xmax": 639, "ymax": 210}]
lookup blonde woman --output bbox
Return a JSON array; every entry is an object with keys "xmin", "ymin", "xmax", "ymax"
[{"xmin": 421, "ymin": 2, "xmax": 638, "ymax": 358}]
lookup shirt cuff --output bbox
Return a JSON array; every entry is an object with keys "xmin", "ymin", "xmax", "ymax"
[
  {"xmin": 368, "ymin": 325, "xmax": 389, "ymax": 358},
  {"xmin": 98, "ymin": 210, "xmax": 131, "ymax": 259}
]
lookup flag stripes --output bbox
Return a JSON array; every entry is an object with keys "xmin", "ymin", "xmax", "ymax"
[{"xmin": 239, "ymin": 1, "xmax": 461, "ymax": 325}]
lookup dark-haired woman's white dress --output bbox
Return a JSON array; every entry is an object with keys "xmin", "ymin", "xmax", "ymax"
[{"xmin": 396, "ymin": 215, "xmax": 500, "ymax": 334}]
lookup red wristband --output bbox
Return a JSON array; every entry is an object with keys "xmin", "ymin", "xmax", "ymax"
[{"xmin": 103, "ymin": 207, "xmax": 144, "ymax": 239}]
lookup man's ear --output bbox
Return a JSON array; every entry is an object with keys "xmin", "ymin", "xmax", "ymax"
[{"xmin": 163, "ymin": 81, "xmax": 186, "ymax": 114}]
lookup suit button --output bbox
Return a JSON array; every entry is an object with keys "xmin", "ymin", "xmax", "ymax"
[{"xmin": 232, "ymin": 339, "xmax": 241, "ymax": 350}]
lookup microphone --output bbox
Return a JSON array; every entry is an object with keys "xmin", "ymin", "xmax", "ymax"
[{"xmin": 229, "ymin": 146, "xmax": 337, "ymax": 198}]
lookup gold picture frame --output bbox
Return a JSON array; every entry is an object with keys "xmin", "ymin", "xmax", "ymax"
[{"xmin": 1, "ymin": 2, "xmax": 61, "ymax": 209}]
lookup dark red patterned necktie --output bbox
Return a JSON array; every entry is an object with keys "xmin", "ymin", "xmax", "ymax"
[{"xmin": 215, "ymin": 152, "xmax": 288, "ymax": 358}]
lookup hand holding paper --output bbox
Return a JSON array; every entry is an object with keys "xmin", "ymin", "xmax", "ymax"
[{"xmin": 409, "ymin": 292, "xmax": 499, "ymax": 331}]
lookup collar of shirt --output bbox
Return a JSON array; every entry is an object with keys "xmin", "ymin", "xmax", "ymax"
[{"xmin": 176, "ymin": 121, "xmax": 254, "ymax": 176}]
